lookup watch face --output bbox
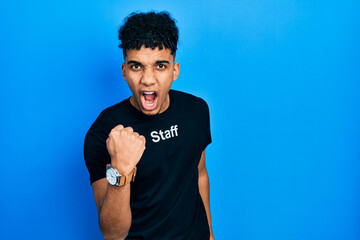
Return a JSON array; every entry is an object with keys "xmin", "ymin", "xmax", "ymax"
[{"xmin": 106, "ymin": 168, "xmax": 117, "ymax": 185}]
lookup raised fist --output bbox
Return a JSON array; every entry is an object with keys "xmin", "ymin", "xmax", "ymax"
[{"xmin": 106, "ymin": 124, "xmax": 146, "ymax": 175}]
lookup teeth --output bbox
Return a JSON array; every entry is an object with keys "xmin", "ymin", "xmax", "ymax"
[{"xmin": 143, "ymin": 92, "xmax": 154, "ymax": 95}]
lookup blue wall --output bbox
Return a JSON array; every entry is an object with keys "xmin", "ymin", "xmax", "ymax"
[{"xmin": 1, "ymin": 0, "xmax": 359, "ymax": 239}]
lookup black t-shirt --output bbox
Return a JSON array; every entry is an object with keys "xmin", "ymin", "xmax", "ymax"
[{"xmin": 84, "ymin": 90, "xmax": 212, "ymax": 239}]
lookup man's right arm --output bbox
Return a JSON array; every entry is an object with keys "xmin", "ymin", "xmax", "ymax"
[
  {"xmin": 92, "ymin": 178, "xmax": 131, "ymax": 240},
  {"xmin": 91, "ymin": 125, "xmax": 146, "ymax": 240}
]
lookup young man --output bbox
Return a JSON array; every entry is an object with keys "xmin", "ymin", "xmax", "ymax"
[{"xmin": 84, "ymin": 11, "xmax": 214, "ymax": 240}]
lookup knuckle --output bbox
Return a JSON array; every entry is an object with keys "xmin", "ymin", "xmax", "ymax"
[
  {"xmin": 125, "ymin": 126, "xmax": 133, "ymax": 132},
  {"xmin": 113, "ymin": 124, "xmax": 123, "ymax": 132}
]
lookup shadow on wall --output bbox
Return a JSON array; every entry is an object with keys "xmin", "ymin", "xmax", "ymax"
[
  {"xmin": 89, "ymin": 52, "xmax": 131, "ymax": 108},
  {"xmin": 62, "ymin": 54, "xmax": 130, "ymax": 239}
]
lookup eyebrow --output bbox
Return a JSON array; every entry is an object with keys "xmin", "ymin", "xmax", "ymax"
[
  {"xmin": 155, "ymin": 60, "xmax": 170, "ymax": 64},
  {"xmin": 127, "ymin": 60, "xmax": 141, "ymax": 65}
]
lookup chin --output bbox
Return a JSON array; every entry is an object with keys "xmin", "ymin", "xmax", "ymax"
[{"xmin": 141, "ymin": 107, "xmax": 161, "ymax": 116}]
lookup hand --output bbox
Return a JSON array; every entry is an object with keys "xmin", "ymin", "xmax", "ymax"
[{"xmin": 106, "ymin": 124, "xmax": 146, "ymax": 175}]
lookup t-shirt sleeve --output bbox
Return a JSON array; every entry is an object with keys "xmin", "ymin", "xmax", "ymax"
[
  {"xmin": 84, "ymin": 128, "xmax": 110, "ymax": 185},
  {"xmin": 200, "ymin": 99, "xmax": 212, "ymax": 151}
]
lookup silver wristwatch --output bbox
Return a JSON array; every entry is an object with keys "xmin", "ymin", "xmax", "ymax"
[{"xmin": 106, "ymin": 164, "xmax": 137, "ymax": 186}]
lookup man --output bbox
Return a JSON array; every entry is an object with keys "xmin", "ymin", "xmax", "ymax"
[{"xmin": 84, "ymin": 11, "xmax": 214, "ymax": 240}]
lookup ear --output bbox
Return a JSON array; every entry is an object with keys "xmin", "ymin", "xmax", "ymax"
[
  {"xmin": 121, "ymin": 62, "xmax": 126, "ymax": 80},
  {"xmin": 173, "ymin": 62, "xmax": 180, "ymax": 81}
]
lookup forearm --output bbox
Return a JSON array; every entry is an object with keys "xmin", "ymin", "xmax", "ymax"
[
  {"xmin": 99, "ymin": 184, "xmax": 132, "ymax": 240},
  {"xmin": 198, "ymin": 170, "xmax": 214, "ymax": 238}
]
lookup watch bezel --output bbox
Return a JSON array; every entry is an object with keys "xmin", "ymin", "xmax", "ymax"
[{"xmin": 106, "ymin": 165, "xmax": 120, "ymax": 185}]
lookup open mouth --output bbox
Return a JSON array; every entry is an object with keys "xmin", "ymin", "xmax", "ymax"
[{"xmin": 140, "ymin": 91, "xmax": 158, "ymax": 111}]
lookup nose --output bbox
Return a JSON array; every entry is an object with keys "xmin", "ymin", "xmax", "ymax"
[{"xmin": 141, "ymin": 68, "xmax": 156, "ymax": 86}]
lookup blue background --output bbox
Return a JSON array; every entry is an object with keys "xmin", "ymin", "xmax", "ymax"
[{"xmin": 1, "ymin": 0, "xmax": 359, "ymax": 239}]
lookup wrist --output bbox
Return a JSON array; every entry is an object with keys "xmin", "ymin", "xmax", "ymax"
[{"xmin": 111, "ymin": 159, "xmax": 133, "ymax": 175}]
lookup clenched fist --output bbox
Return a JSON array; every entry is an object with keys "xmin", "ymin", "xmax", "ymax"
[{"xmin": 106, "ymin": 124, "xmax": 146, "ymax": 175}]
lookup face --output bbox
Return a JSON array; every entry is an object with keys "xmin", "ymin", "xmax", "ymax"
[{"xmin": 122, "ymin": 46, "xmax": 180, "ymax": 115}]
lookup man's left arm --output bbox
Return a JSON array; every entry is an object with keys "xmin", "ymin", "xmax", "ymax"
[{"xmin": 198, "ymin": 150, "xmax": 215, "ymax": 240}]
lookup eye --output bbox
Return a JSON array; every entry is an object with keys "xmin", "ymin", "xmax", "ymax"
[
  {"xmin": 158, "ymin": 64, "xmax": 166, "ymax": 69},
  {"xmin": 131, "ymin": 65, "xmax": 141, "ymax": 70}
]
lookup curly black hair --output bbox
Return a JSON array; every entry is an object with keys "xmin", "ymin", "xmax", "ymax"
[{"xmin": 118, "ymin": 11, "xmax": 179, "ymax": 58}]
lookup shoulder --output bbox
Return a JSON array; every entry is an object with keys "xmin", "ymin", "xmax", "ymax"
[
  {"xmin": 86, "ymin": 99, "xmax": 130, "ymax": 138},
  {"xmin": 170, "ymin": 89, "xmax": 209, "ymax": 111},
  {"xmin": 94, "ymin": 100, "xmax": 129, "ymax": 127}
]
